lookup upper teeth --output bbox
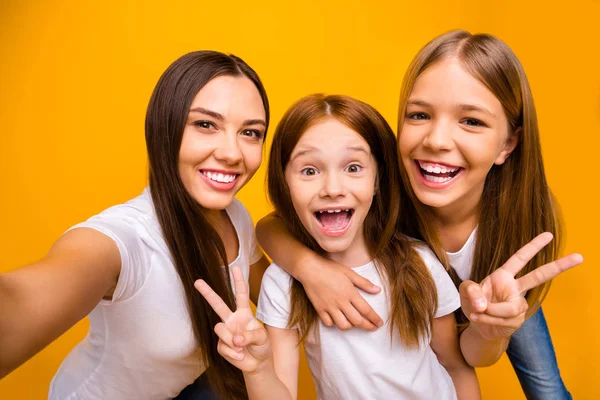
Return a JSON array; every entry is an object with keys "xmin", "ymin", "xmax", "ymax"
[
  {"xmin": 318, "ymin": 209, "xmax": 350, "ymax": 213},
  {"xmin": 418, "ymin": 162, "xmax": 459, "ymax": 174},
  {"xmin": 203, "ymin": 171, "xmax": 236, "ymax": 183}
]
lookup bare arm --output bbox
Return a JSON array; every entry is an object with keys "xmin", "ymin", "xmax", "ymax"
[
  {"xmin": 248, "ymin": 255, "xmax": 270, "ymax": 305},
  {"xmin": 431, "ymin": 314, "xmax": 481, "ymax": 400},
  {"xmin": 245, "ymin": 326, "xmax": 298, "ymax": 400},
  {"xmin": 0, "ymin": 228, "xmax": 120, "ymax": 377},
  {"xmin": 256, "ymin": 213, "xmax": 383, "ymax": 330}
]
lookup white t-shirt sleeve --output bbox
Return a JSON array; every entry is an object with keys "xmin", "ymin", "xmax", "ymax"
[
  {"xmin": 256, "ymin": 264, "xmax": 295, "ymax": 329},
  {"xmin": 414, "ymin": 244, "xmax": 461, "ymax": 318},
  {"xmin": 69, "ymin": 213, "xmax": 150, "ymax": 303}
]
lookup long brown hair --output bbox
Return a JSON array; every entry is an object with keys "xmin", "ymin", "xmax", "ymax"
[
  {"xmin": 145, "ymin": 51, "xmax": 269, "ymax": 399},
  {"xmin": 397, "ymin": 30, "xmax": 561, "ymax": 323},
  {"xmin": 268, "ymin": 94, "xmax": 437, "ymax": 347}
]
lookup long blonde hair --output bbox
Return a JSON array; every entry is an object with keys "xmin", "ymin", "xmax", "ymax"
[{"xmin": 396, "ymin": 30, "xmax": 561, "ymax": 322}]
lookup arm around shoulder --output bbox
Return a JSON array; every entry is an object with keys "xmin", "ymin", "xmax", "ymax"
[{"xmin": 0, "ymin": 228, "xmax": 120, "ymax": 378}]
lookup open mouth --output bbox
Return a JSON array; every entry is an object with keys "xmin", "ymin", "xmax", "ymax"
[
  {"xmin": 314, "ymin": 208, "xmax": 354, "ymax": 233},
  {"xmin": 416, "ymin": 161, "xmax": 463, "ymax": 184}
]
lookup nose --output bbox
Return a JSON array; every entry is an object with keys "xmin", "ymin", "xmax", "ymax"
[
  {"xmin": 422, "ymin": 120, "xmax": 454, "ymax": 152},
  {"xmin": 319, "ymin": 171, "xmax": 346, "ymax": 199},
  {"xmin": 214, "ymin": 131, "xmax": 243, "ymax": 165}
]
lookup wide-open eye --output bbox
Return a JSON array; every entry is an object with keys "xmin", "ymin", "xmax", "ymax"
[
  {"xmin": 301, "ymin": 167, "xmax": 319, "ymax": 176},
  {"xmin": 345, "ymin": 164, "xmax": 362, "ymax": 173}
]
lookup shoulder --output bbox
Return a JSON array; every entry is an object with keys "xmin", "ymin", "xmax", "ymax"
[{"xmin": 262, "ymin": 262, "xmax": 293, "ymax": 289}]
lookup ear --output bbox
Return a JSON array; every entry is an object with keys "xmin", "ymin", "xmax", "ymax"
[{"xmin": 494, "ymin": 127, "xmax": 521, "ymax": 165}]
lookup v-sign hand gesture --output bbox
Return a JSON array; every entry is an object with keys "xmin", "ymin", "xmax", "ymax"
[
  {"xmin": 194, "ymin": 266, "xmax": 272, "ymax": 374},
  {"xmin": 460, "ymin": 232, "xmax": 583, "ymax": 340}
]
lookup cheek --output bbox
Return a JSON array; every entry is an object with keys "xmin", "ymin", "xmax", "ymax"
[
  {"xmin": 242, "ymin": 144, "xmax": 263, "ymax": 171},
  {"xmin": 398, "ymin": 126, "xmax": 421, "ymax": 157}
]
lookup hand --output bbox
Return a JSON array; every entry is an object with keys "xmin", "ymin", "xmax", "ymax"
[
  {"xmin": 300, "ymin": 259, "xmax": 384, "ymax": 331},
  {"xmin": 460, "ymin": 232, "xmax": 583, "ymax": 340},
  {"xmin": 195, "ymin": 266, "xmax": 272, "ymax": 374}
]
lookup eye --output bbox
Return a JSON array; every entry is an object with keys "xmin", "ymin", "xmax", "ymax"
[
  {"xmin": 461, "ymin": 118, "xmax": 486, "ymax": 127},
  {"xmin": 241, "ymin": 129, "xmax": 264, "ymax": 140},
  {"xmin": 192, "ymin": 120, "xmax": 216, "ymax": 130},
  {"xmin": 407, "ymin": 112, "xmax": 430, "ymax": 120},
  {"xmin": 345, "ymin": 164, "xmax": 362, "ymax": 173},
  {"xmin": 301, "ymin": 167, "xmax": 318, "ymax": 176}
]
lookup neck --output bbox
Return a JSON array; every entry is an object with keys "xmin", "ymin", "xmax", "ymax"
[
  {"xmin": 433, "ymin": 197, "xmax": 480, "ymax": 253},
  {"xmin": 326, "ymin": 233, "xmax": 372, "ymax": 269}
]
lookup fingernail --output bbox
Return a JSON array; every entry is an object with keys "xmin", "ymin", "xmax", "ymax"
[
  {"xmin": 474, "ymin": 298, "xmax": 486, "ymax": 308},
  {"xmin": 470, "ymin": 313, "xmax": 478, "ymax": 321},
  {"xmin": 236, "ymin": 352, "xmax": 244, "ymax": 360},
  {"xmin": 377, "ymin": 321, "xmax": 384, "ymax": 327}
]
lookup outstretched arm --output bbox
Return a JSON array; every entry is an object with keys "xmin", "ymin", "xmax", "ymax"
[
  {"xmin": 458, "ymin": 232, "xmax": 583, "ymax": 367},
  {"xmin": 0, "ymin": 228, "xmax": 120, "ymax": 377},
  {"xmin": 256, "ymin": 212, "xmax": 383, "ymax": 330}
]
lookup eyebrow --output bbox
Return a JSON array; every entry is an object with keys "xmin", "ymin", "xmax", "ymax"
[
  {"xmin": 290, "ymin": 145, "xmax": 369, "ymax": 162},
  {"xmin": 458, "ymin": 103, "xmax": 496, "ymax": 118},
  {"xmin": 189, "ymin": 107, "xmax": 267, "ymax": 127},
  {"xmin": 407, "ymin": 99, "xmax": 496, "ymax": 118}
]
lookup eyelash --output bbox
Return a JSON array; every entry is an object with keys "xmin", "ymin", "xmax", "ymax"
[
  {"xmin": 461, "ymin": 118, "xmax": 487, "ymax": 127},
  {"xmin": 301, "ymin": 167, "xmax": 318, "ymax": 176},
  {"xmin": 345, "ymin": 164, "xmax": 362, "ymax": 173},
  {"xmin": 241, "ymin": 129, "xmax": 264, "ymax": 140},
  {"xmin": 407, "ymin": 112, "xmax": 430, "ymax": 120},
  {"xmin": 407, "ymin": 113, "xmax": 488, "ymax": 128},
  {"xmin": 193, "ymin": 120, "xmax": 217, "ymax": 129}
]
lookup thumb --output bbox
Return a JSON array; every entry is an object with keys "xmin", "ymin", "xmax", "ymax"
[
  {"xmin": 234, "ymin": 327, "xmax": 269, "ymax": 347},
  {"xmin": 346, "ymin": 269, "xmax": 381, "ymax": 294},
  {"xmin": 459, "ymin": 280, "xmax": 488, "ymax": 314}
]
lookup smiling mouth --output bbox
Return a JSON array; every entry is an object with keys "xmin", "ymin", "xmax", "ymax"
[
  {"xmin": 416, "ymin": 161, "xmax": 463, "ymax": 184},
  {"xmin": 200, "ymin": 170, "xmax": 239, "ymax": 184},
  {"xmin": 314, "ymin": 209, "xmax": 354, "ymax": 233}
]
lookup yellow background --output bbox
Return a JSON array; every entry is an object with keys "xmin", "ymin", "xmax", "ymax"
[{"xmin": 1, "ymin": 0, "xmax": 599, "ymax": 398}]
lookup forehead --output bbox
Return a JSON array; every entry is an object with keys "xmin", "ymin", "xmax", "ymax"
[
  {"xmin": 294, "ymin": 119, "xmax": 371, "ymax": 153},
  {"xmin": 411, "ymin": 58, "xmax": 502, "ymax": 111},
  {"xmin": 190, "ymin": 75, "xmax": 265, "ymax": 120}
]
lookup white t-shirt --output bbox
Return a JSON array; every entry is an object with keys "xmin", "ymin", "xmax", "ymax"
[
  {"xmin": 49, "ymin": 188, "xmax": 262, "ymax": 400},
  {"xmin": 446, "ymin": 228, "xmax": 477, "ymax": 281},
  {"xmin": 256, "ymin": 243, "xmax": 461, "ymax": 400}
]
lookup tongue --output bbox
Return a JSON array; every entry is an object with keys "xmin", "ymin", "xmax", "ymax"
[{"xmin": 320, "ymin": 212, "xmax": 349, "ymax": 230}]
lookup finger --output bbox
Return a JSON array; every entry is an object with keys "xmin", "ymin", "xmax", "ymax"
[
  {"xmin": 231, "ymin": 266, "xmax": 250, "ymax": 310},
  {"xmin": 342, "ymin": 304, "xmax": 377, "ymax": 331},
  {"xmin": 218, "ymin": 340, "xmax": 245, "ymax": 361},
  {"xmin": 195, "ymin": 279, "xmax": 233, "ymax": 321},
  {"xmin": 234, "ymin": 327, "xmax": 269, "ymax": 347},
  {"xmin": 214, "ymin": 322, "xmax": 243, "ymax": 352},
  {"xmin": 331, "ymin": 310, "xmax": 353, "ymax": 331},
  {"xmin": 351, "ymin": 296, "xmax": 383, "ymax": 328},
  {"xmin": 501, "ymin": 232, "xmax": 553, "ymax": 276},
  {"xmin": 483, "ymin": 298, "xmax": 529, "ymax": 318},
  {"xmin": 318, "ymin": 312, "xmax": 334, "ymax": 327},
  {"xmin": 516, "ymin": 253, "xmax": 584, "ymax": 294},
  {"xmin": 470, "ymin": 312, "xmax": 525, "ymax": 329},
  {"xmin": 459, "ymin": 280, "xmax": 487, "ymax": 313},
  {"xmin": 346, "ymin": 269, "xmax": 381, "ymax": 294}
]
